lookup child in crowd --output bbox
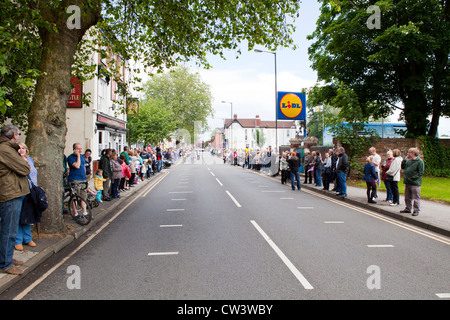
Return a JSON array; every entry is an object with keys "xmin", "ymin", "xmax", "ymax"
[{"xmin": 94, "ymin": 169, "xmax": 106, "ymax": 202}]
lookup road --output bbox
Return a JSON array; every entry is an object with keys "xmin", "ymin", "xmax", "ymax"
[{"xmin": 4, "ymin": 152, "xmax": 450, "ymax": 301}]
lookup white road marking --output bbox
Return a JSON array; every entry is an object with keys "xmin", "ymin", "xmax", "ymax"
[
  {"xmin": 251, "ymin": 220, "xmax": 314, "ymax": 290},
  {"xmin": 169, "ymin": 191, "xmax": 193, "ymax": 194},
  {"xmin": 226, "ymin": 190, "xmax": 242, "ymax": 208},
  {"xmin": 297, "ymin": 207, "xmax": 315, "ymax": 209},
  {"xmin": 210, "ymin": 171, "xmax": 215, "ymax": 177},
  {"xmin": 324, "ymin": 221, "xmax": 345, "ymax": 224},
  {"xmin": 367, "ymin": 245, "xmax": 394, "ymax": 248},
  {"xmin": 171, "ymin": 199, "xmax": 186, "ymax": 201},
  {"xmin": 160, "ymin": 225, "xmax": 183, "ymax": 228},
  {"xmin": 166, "ymin": 209, "xmax": 185, "ymax": 212},
  {"xmin": 280, "ymin": 197, "xmax": 294, "ymax": 200},
  {"xmin": 216, "ymin": 178, "xmax": 223, "ymax": 186},
  {"xmin": 436, "ymin": 293, "xmax": 450, "ymax": 299},
  {"xmin": 148, "ymin": 252, "xmax": 179, "ymax": 256}
]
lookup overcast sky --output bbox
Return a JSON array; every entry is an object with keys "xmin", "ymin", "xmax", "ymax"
[{"xmin": 187, "ymin": 1, "xmax": 450, "ymax": 139}]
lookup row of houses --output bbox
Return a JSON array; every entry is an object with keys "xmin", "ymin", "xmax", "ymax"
[{"xmin": 209, "ymin": 114, "xmax": 298, "ymax": 151}]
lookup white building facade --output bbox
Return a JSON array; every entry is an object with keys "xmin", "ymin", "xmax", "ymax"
[
  {"xmin": 65, "ymin": 49, "xmax": 131, "ymax": 161},
  {"xmin": 224, "ymin": 115, "xmax": 296, "ymax": 151}
]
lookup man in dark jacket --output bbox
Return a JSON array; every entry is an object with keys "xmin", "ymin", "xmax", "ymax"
[
  {"xmin": 336, "ymin": 147, "xmax": 349, "ymax": 197},
  {"xmin": 287, "ymin": 152, "xmax": 301, "ymax": 191},
  {"xmin": 98, "ymin": 148, "xmax": 113, "ymax": 200},
  {"xmin": 0, "ymin": 125, "xmax": 30, "ymax": 275}
]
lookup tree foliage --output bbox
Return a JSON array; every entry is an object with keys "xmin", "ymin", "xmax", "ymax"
[
  {"xmin": 307, "ymin": 0, "xmax": 449, "ymax": 138},
  {"xmin": 128, "ymin": 66, "xmax": 214, "ymax": 145},
  {"xmin": 141, "ymin": 66, "xmax": 214, "ymax": 139}
]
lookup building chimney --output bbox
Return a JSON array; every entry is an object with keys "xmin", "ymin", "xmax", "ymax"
[
  {"xmin": 255, "ymin": 115, "xmax": 260, "ymax": 127},
  {"xmin": 233, "ymin": 114, "xmax": 237, "ymax": 119}
]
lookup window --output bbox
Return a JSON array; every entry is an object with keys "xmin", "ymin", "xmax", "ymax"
[{"xmin": 98, "ymin": 79, "xmax": 107, "ymax": 112}]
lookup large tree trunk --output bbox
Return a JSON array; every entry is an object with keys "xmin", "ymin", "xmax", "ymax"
[{"xmin": 26, "ymin": 2, "xmax": 100, "ymax": 234}]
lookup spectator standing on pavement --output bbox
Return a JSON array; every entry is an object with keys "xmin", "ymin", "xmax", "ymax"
[
  {"xmin": 322, "ymin": 152, "xmax": 332, "ymax": 191},
  {"xmin": 336, "ymin": 147, "xmax": 348, "ymax": 198},
  {"xmin": 110, "ymin": 151, "xmax": 123, "ymax": 199},
  {"xmin": 67, "ymin": 143, "xmax": 89, "ymax": 213},
  {"xmin": 381, "ymin": 150, "xmax": 394, "ymax": 203},
  {"xmin": 280, "ymin": 153, "xmax": 288, "ymax": 184},
  {"xmin": 84, "ymin": 149, "xmax": 92, "ymax": 179},
  {"xmin": 15, "ymin": 143, "xmax": 38, "ymax": 251},
  {"xmin": 287, "ymin": 152, "xmax": 301, "ymax": 191},
  {"xmin": 363, "ymin": 156, "xmax": 378, "ymax": 203},
  {"xmin": 400, "ymin": 148, "xmax": 424, "ymax": 216},
  {"xmin": 120, "ymin": 146, "xmax": 130, "ymax": 165},
  {"xmin": 369, "ymin": 147, "xmax": 381, "ymax": 189},
  {"xmin": 99, "ymin": 149, "xmax": 112, "ymax": 200},
  {"xmin": 0, "ymin": 125, "xmax": 30, "ymax": 275},
  {"xmin": 386, "ymin": 149, "xmax": 403, "ymax": 207},
  {"xmin": 314, "ymin": 151, "xmax": 323, "ymax": 187},
  {"xmin": 94, "ymin": 169, "xmax": 106, "ymax": 203},
  {"xmin": 303, "ymin": 150, "xmax": 312, "ymax": 184}
]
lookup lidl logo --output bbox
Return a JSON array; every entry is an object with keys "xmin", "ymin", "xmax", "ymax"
[{"xmin": 277, "ymin": 92, "xmax": 306, "ymax": 120}]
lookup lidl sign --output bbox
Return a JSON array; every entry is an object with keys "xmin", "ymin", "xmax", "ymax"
[{"xmin": 277, "ymin": 92, "xmax": 306, "ymax": 120}]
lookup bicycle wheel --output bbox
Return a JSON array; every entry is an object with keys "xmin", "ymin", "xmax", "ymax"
[{"xmin": 68, "ymin": 196, "xmax": 92, "ymax": 226}]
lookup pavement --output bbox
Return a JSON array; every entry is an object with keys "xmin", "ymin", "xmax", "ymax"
[{"xmin": 1, "ymin": 164, "xmax": 449, "ymax": 296}]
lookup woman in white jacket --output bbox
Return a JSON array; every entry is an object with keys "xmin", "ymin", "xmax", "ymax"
[{"xmin": 386, "ymin": 149, "xmax": 403, "ymax": 206}]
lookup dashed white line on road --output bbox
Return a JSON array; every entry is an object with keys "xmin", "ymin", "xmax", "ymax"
[
  {"xmin": 436, "ymin": 293, "xmax": 450, "ymax": 299},
  {"xmin": 216, "ymin": 178, "xmax": 223, "ymax": 186},
  {"xmin": 210, "ymin": 171, "xmax": 215, "ymax": 177},
  {"xmin": 250, "ymin": 220, "xmax": 313, "ymax": 290},
  {"xmin": 160, "ymin": 225, "xmax": 183, "ymax": 228},
  {"xmin": 297, "ymin": 207, "xmax": 315, "ymax": 209},
  {"xmin": 226, "ymin": 190, "xmax": 242, "ymax": 208},
  {"xmin": 367, "ymin": 245, "xmax": 394, "ymax": 248},
  {"xmin": 148, "ymin": 252, "xmax": 179, "ymax": 256},
  {"xmin": 166, "ymin": 209, "xmax": 185, "ymax": 212},
  {"xmin": 280, "ymin": 197, "xmax": 294, "ymax": 200},
  {"xmin": 324, "ymin": 221, "xmax": 345, "ymax": 224},
  {"xmin": 171, "ymin": 198, "xmax": 186, "ymax": 201}
]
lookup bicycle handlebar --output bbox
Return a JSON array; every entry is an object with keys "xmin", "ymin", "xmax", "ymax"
[{"xmin": 70, "ymin": 181, "xmax": 88, "ymax": 190}]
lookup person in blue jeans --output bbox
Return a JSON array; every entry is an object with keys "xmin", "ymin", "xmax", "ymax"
[
  {"xmin": 335, "ymin": 147, "xmax": 348, "ymax": 197},
  {"xmin": 287, "ymin": 152, "xmax": 302, "ymax": 191},
  {"xmin": 0, "ymin": 125, "xmax": 31, "ymax": 275}
]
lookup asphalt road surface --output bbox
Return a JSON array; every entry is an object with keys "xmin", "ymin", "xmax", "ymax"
[{"xmin": 5, "ymin": 152, "xmax": 450, "ymax": 301}]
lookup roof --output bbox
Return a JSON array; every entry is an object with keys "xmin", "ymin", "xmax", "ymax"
[{"xmin": 225, "ymin": 118, "xmax": 296, "ymax": 129}]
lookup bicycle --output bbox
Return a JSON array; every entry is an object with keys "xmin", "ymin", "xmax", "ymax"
[{"xmin": 63, "ymin": 181, "xmax": 92, "ymax": 226}]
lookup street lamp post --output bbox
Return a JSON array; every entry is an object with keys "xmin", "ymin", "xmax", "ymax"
[
  {"xmin": 254, "ymin": 49, "xmax": 277, "ymax": 154},
  {"xmin": 221, "ymin": 101, "xmax": 233, "ymax": 150}
]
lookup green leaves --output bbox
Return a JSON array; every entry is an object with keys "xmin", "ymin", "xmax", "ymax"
[
  {"xmin": 129, "ymin": 66, "xmax": 214, "ymax": 145},
  {"xmin": 307, "ymin": 0, "xmax": 449, "ymax": 138}
]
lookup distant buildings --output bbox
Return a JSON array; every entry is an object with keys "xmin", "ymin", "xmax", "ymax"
[{"xmin": 220, "ymin": 114, "xmax": 297, "ymax": 150}]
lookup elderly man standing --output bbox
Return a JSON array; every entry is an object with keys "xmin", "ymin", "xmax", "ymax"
[
  {"xmin": 0, "ymin": 125, "xmax": 30, "ymax": 275},
  {"xmin": 400, "ymin": 148, "xmax": 425, "ymax": 216}
]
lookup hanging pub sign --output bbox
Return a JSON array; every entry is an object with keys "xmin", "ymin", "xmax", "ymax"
[
  {"xmin": 277, "ymin": 91, "xmax": 306, "ymax": 120},
  {"xmin": 67, "ymin": 77, "xmax": 82, "ymax": 108},
  {"xmin": 127, "ymin": 97, "xmax": 139, "ymax": 115}
]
